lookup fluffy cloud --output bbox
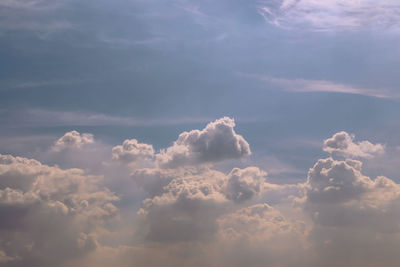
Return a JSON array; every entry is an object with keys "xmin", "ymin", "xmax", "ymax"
[
  {"xmin": 323, "ymin": 131, "xmax": 385, "ymax": 158},
  {"xmin": 0, "ymin": 153, "xmax": 118, "ymax": 266},
  {"xmin": 112, "ymin": 139, "xmax": 154, "ymax": 165},
  {"xmin": 133, "ymin": 164, "xmax": 273, "ymax": 243},
  {"xmin": 52, "ymin": 130, "xmax": 94, "ymax": 151},
  {"xmin": 225, "ymin": 167, "xmax": 266, "ymax": 203},
  {"xmin": 216, "ymin": 203, "xmax": 308, "ymax": 267},
  {"xmin": 137, "ymin": 168, "xmax": 229, "ymax": 242},
  {"xmin": 156, "ymin": 117, "xmax": 250, "ymax": 168},
  {"xmin": 299, "ymin": 157, "xmax": 400, "ymax": 266}
]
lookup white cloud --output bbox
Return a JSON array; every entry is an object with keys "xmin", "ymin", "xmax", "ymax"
[
  {"xmin": 156, "ymin": 117, "xmax": 251, "ymax": 168},
  {"xmin": 298, "ymin": 156, "xmax": 400, "ymax": 266},
  {"xmin": 52, "ymin": 130, "xmax": 94, "ymax": 151},
  {"xmin": 323, "ymin": 131, "xmax": 385, "ymax": 158},
  {"xmin": 136, "ymin": 168, "xmax": 229, "ymax": 242},
  {"xmin": 216, "ymin": 203, "xmax": 308, "ymax": 267},
  {"xmin": 258, "ymin": 0, "xmax": 400, "ymax": 32},
  {"xmin": 112, "ymin": 139, "xmax": 154, "ymax": 165},
  {"xmin": 0, "ymin": 153, "xmax": 118, "ymax": 266}
]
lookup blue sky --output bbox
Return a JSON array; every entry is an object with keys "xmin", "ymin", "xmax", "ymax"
[
  {"xmin": 1, "ymin": 1, "xmax": 400, "ymax": 266},
  {"xmin": 2, "ymin": 0, "xmax": 400, "ymax": 177}
]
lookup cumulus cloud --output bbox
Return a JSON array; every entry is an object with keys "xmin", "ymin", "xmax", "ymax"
[
  {"xmin": 112, "ymin": 139, "xmax": 154, "ymax": 165},
  {"xmin": 323, "ymin": 131, "xmax": 385, "ymax": 158},
  {"xmin": 0, "ymin": 153, "xmax": 118, "ymax": 266},
  {"xmin": 156, "ymin": 117, "xmax": 250, "ymax": 168},
  {"xmin": 137, "ymin": 168, "xmax": 229, "ymax": 242},
  {"xmin": 132, "ymin": 164, "xmax": 275, "ymax": 244},
  {"xmin": 225, "ymin": 167, "xmax": 266, "ymax": 203},
  {"xmin": 216, "ymin": 203, "xmax": 308, "ymax": 267},
  {"xmin": 52, "ymin": 130, "xmax": 94, "ymax": 151},
  {"xmin": 298, "ymin": 156, "xmax": 400, "ymax": 266}
]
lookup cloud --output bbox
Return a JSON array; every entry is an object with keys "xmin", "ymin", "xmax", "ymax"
[
  {"xmin": 298, "ymin": 156, "xmax": 400, "ymax": 266},
  {"xmin": 240, "ymin": 73, "xmax": 390, "ymax": 98},
  {"xmin": 112, "ymin": 139, "xmax": 154, "ymax": 165},
  {"xmin": 323, "ymin": 131, "xmax": 385, "ymax": 158},
  {"xmin": 0, "ymin": 153, "xmax": 118, "ymax": 266},
  {"xmin": 0, "ymin": 109, "xmax": 213, "ymax": 127},
  {"xmin": 0, "ymin": 0, "xmax": 72, "ymax": 34},
  {"xmin": 3, "ymin": 117, "xmax": 400, "ymax": 267},
  {"xmin": 258, "ymin": 0, "xmax": 400, "ymax": 32},
  {"xmin": 225, "ymin": 167, "xmax": 266, "ymax": 203},
  {"xmin": 52, "ymin": 130, "xmax": 94, "ymax": 151},
  {"xmin": 156, "ymin": 117, "xmax": 251, "ymax": 168},
  {"xmin": 136, "ymin": 168, "xmax": 229, "ymax": 242},
  {"xmin": 216, "ymin": 203, "xmax": 308, "ymax": 267},
  {"xmin": 132, "ymin": 162, "xmax": 285, "ymax": 246}
]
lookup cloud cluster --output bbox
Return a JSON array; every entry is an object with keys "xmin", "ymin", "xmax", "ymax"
[
  {"xmin": 134, "ymin": 165, "xmax": 271, "ymax": 243},
  {"xmin": 323, "ymin": 131, "xmax": 385, "ymax": 158},
  {"xmin": 2, "ymin": 117, "xmax": 400, "ymax": 267},
  {"xmin": 299, "ymin": 156, "xmax": 400, "ymax": 266},
  {"xmin": 0, "ymin": 153, "xmax": 118, "ymax": 266}
]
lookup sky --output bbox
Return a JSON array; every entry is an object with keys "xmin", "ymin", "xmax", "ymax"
[{"xmin": 1, "ymin": 0, "xmax": 400, "ymax": 266}]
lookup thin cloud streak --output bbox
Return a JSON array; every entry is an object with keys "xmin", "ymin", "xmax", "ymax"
[
  {"xmin": 240, "ymin": 73, "xmax": 392, "ymax": 98},
  {"xmin": 257, "ymin": 0, "xmax": 400, "ymax": 32},
  {"xmin": 0, "ymin": 109, "xmax": 216, "ymax": 127}
]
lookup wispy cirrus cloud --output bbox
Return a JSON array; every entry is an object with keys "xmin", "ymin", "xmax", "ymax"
[
  {"xmin": 257, "ymin": 0, "xmax": 400, "ymax": 32},
  {"xmin": 240, "ymin": 73, "xmax": 391, "ymax": 98}
]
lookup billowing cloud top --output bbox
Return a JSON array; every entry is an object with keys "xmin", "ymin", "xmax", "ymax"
[
  {"xmin": 53, "ymin": 130, "xmax": 94, "ymax": 151},
  {"xmin": 0, "ymin": 154, "xmax": 118, "ymax": 266},
  {"xmin": 323, "ymin": 131, "xmax": 385, "ymax": 158},
  {"xmin": 156, "ymin": 117, "xmax": 250, "ymax": 168},
  {"xmin": 112, "ymin": 139, "xmax": 154, "ymax": 165}
]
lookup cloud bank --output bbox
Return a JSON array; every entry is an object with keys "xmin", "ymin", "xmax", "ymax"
[{"xmin": 0, "ymin": 117, "xmax": 399, "ymax": 266}]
